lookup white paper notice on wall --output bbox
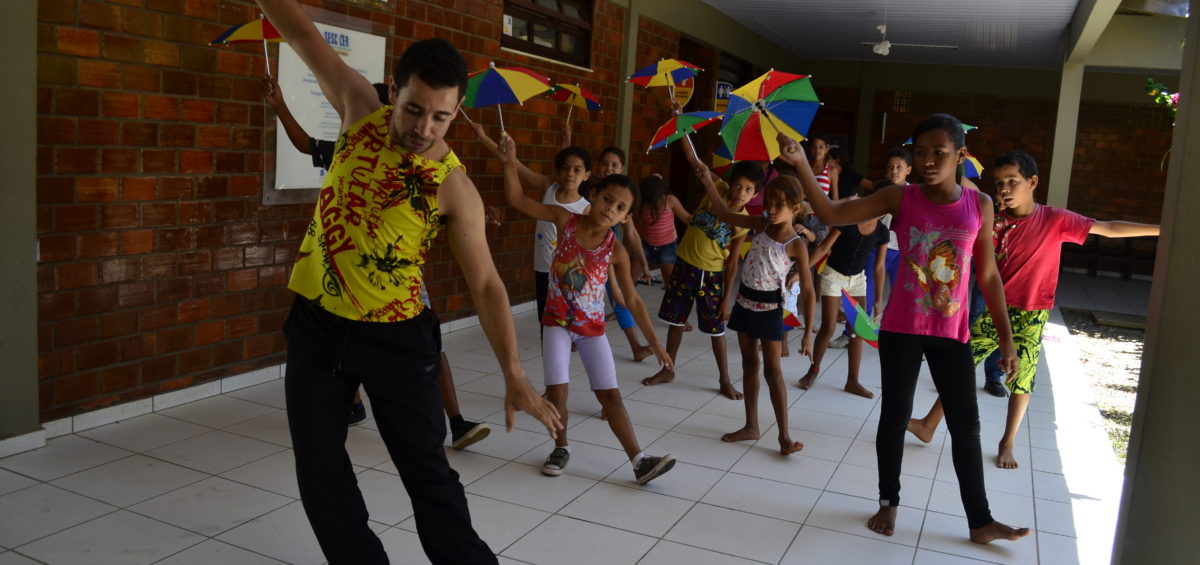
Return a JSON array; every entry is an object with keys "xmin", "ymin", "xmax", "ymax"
[{"xmin": 273, "ymin": 21, "xmax": 385, "ymax": 190}]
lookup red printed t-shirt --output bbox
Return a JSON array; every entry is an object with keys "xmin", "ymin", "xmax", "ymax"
[{"xmin": 994, "ymin": 205, "xmax": 1094, "ymax": 311}]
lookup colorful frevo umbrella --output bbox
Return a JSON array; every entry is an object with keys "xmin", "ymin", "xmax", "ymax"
[
  {"xmin": 647, "ymin": 111, "xmax": 722, "ymax": 153},
  {"xmin": 462, "ymin": 62, "xmax": 552, "ymax": 132},
  {"xmin": 962, "ymin": 153, "xmax": 984, "ymax": 179},
  {"xmin": 547, "ymin": 83, "xmax": 601, "ymax": 124},
  {"xmin": 840, "ymin": 289, "xmax": 880, "ymax": 349},
  {"xmin": 627, "ymin": 59, "xmax": 703, "ymax": 108},
  {"xmin": 211, "ymin": 17, "xmax": 285, "ymax": 77},
  {"xmin": 719, "ymin": 69, "xmax": 821, "ymax": 162},
  {"xmin": 711, "ymin": 142, "xmax": 734, "ymax": 176}
]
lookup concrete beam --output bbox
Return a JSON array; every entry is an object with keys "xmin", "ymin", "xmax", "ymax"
[
  {"xmin": 1087, "ymin": 13, "xmax": 1187, "ymax": 70},
  {"xmin": 1066, "ymin": 0, "xmax": 1123, "ymax": 64},
  {"xmin": 614, "ymin": 0, "xmax": 639, "ymax": 155},
  {"xmin": 1048, "ymin": 63, "xmax": 1085, "ymax": 208}
]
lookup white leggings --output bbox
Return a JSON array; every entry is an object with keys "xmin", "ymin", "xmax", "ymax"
[{"xmin": 542, "ymin": 325, "xmax": 619, "ymax": 391}]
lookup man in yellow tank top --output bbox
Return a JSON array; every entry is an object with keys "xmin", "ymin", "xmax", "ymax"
[{"xmin": 257, "ymin": 2, "xmax": 561, "ymax": 563}]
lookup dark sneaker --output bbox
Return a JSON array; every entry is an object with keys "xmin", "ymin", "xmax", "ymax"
[
  {"xmin": 984, "ymin": 380, "xmax": 1009, "ymax": 398},
  {"xmin": 542, "ymin": 447, "xmax": 570, "ymax": 476},
  {"xmin": 633, "ymin": 454, "xmax": 676, "ymax": 485},
  {"xmin": 450, "ymin": 420, "xmax": 491, "ymax": 450},
  {"xmin": 348, "ymin": 402, "xmax": 367, "ymax": 426}
]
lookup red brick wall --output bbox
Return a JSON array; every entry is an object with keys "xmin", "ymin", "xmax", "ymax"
[{"xmin": 34, "ymin": 0, "xmax": 645, "ymax": 421}]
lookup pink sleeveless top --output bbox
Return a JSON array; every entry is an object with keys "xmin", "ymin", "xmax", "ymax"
[
  {"xmin": 542, "ymin": 215, "xmax": 615, "ymax": 337},
  {"xmin": 641, "ymin": 205, "xmax": 677, "ymax": 246},
  {"xmin": 881, "ymin": 184, "xmax": 981, "ymax": 342}
]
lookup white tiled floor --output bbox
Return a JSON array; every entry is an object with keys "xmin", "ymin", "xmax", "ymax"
[{"xmin": 0, "ymin": 279, "xmax": 1129, "ymax": 564}]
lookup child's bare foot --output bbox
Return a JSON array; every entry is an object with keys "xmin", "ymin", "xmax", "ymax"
[
  {"xmin": 996, "ymin": 440, "xmax": 1019, "ymax": 469},
  {"xmin": 867, "ymin": 506, "xmax": 897, "ymax": 536},
  {"xmin": 906, "ymin": 418, "xmax": 936, "ymax": 444},
  {"xmin": 844, "ymin": 381, "xmax": 874, "ymax": 399},
  {"xmin": 779, "ymin": 438, "xmax": 804, "ymax": 455},
  {"xmin": 642, "ymin": 367, "xmax": 675, "ymax": 386},
  {"xmin": 721, "ymin": 426, "xmax": 759, "ymax": 443},
  {"xmin": 632, "ymin": 345, "xmax": 653, "ymax": 362},
  {"xmin": 718, "ymin": 380, "xmax": 743, "ymax": 400},
  {"xmin": 797, "ymin": 366, "xmax": 819, "ymax": 390},
  {"xmin": 969, "ymin": 520, "xmax": 1031, "ymax": 544}
]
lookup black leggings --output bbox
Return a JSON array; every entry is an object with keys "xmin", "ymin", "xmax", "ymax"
[{"xmin": 876, "ymin": 330, "xmax": 993, "ymax": 529}]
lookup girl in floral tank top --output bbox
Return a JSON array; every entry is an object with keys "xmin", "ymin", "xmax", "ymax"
[
  {"xmin": 779, "ymin": 115, "xmax": 1032, "ymax": 545},
  {"xmin": 695, "ymin": 168, "xmax": 816, "ymax": 456},
  {"xmin": 499, "ymin": 137, "xmax": 678, "ymax": 485}
]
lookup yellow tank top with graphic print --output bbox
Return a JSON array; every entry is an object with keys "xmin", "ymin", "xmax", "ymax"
[{"xmin": 287, "ymin": 105, "xmax": 462, "ymax": 322}]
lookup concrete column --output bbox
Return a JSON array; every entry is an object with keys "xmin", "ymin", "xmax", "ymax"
[
  {"xmin": 1112, "ymin": 4, "xmax": 1200, "ymax": 564},
  {"xmin": 614, "ymin": 0, "xmax": 639, "ymax": 155},
  {"xmin": 0, "ymin": 0, "xmax": 42, "ymax": 451},
  {"xmin": 1048, "ymin": 62, "xmax": 1084, "ymax": 208},
  {"xmin": 852, "ymin": 62, "xmax": 876, "ymax": 172}
]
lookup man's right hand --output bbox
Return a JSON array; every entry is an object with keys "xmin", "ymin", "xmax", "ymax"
[{"xmin": 504, "ymin": 378, "xmax": 562, "ymax": 439}]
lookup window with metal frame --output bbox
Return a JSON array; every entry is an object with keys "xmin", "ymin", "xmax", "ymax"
[{"xmin": 501, "ymin": 0, "xmax": 592, "ymax": 67}]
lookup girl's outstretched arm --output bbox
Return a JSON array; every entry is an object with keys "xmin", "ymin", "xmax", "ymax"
[
  {"xmin": 789, "ymin": 238, "xmax": 816, "ymax": 358},
  {"xmin": 612, "ymin": 242, "xmax": 674, "ymax": 371},
  {"xmin": 499, "ymin": 135, "xmax": 569, "ymax": 225},
  {"xmin": 472, "ymin": 123, "xmax": 553, "ymax": 192},
  {"xmin": 667, "ymin": 194, "xmax": 693, "ymax": 226},
  {"xmin": 973, "ymin": 192, "xmax": 1017, "ymax": 376},
  {"xmin": 694, "ymin": 163, "xmax": 763, "ymax": 232},
  {"xmin": 1090, "ymin": 220, "xmax": 1160, "ymax": 238},
  {"xmin": 776, "ymin": 134, "xmax": 899, "ymax": 226}
]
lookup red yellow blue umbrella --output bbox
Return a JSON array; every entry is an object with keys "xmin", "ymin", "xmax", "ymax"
[
  {"xmin": 963, "ymin": 153, "xmax": 984, "ymax": 179},
  {"xmin": 627, "ymin": 59, "xmax": 702, "ymax": 87},
  {"xmin": 210, "ymin": 17, "xmax": 284, "ymax": 77},
  {"xmin": 647, "ymin": 111, "xmax": 722, "ymax": 153},
  {"xmin": 711, "ymin": 142, "xmax": 734, "ymax": 176},
  {"xmin": 718, "ymin": 69, "xmax": 820, "ymax": 162},
  {"xmin": 547, "ymin": 83, "xmax": 601, "ymax": 124},
  {"xmin": 462, "ymin": 62, "xmax": 552, "ymax": 132}
]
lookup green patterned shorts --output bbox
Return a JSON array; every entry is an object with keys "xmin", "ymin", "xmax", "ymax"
[{"xmin": 969, "ymin": 306, "xmax": 1049, "ymax": 395}]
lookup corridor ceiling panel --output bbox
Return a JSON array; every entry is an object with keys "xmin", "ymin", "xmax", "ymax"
[{"xmin": 701, "ymin": 0, "xmax": 1081, "ymax": 68}]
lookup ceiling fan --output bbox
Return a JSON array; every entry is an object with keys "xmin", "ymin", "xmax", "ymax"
[{"xmin": 861, "ymin": 24, "xmax": 959, "ymax": 56}]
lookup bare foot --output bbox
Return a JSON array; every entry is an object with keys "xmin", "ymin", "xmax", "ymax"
[
  {"xmin": 642, "ymin": 367, "xmax": 675, "ymax": 386},
  {"xmin": 906, "ymin": 418, "xmax": 936, "ymax": 444},
  {"xmin": 721, "ymin": 426, "xmax": 759, "ymax": 443},
  {"xmin": 779, "ymin": 438, "xmax": 804, "ymax": 455},
  {"xmin": 844, "ymin": 381, "xmax": 874, "ymax": 399},
  {"xmin": 718, "ymin": 380, "xmax": 743, "ymax": 400},
  {"xmin": 996, "ymin": 440, "xmax": 1019, "ymax": 469},
  {"xmin": 797, "ymin": 366, "xmax": 819, "ymax": 390},
  {"xmin": 683, "ymin": 323, "xmax": 694, "ymax": 332},
  {"xmin": 867, "ymin": 506, "xmax": 897, "ymax": 537},
  {"xmin": 632, "ymin": 345, "xmax": 653, "ymax": 362},
  {"xmin": 969, "ymin": 520, "xmax": 1032, "ymax": 544}
]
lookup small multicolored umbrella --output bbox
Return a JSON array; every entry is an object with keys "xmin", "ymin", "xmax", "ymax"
[
  {"xmin": 711, "ymin": 141, "xmax": 734, "ymax": 176},
  {"xmin": 647, "ymin": 111, "xmax": 722, "ymax": 153},
  {"xmin": 718, "ymin": 69, "xmax": 821, "ymax": 162},
  {"xmin": 627, "ymin": 59, "xmax": 703, "ymax": 88},
  {"xmin": 841, "ymin": 289, "xmax": 880, "ymax": 349},
  {"xmin": 462, "ymin": 62, "xmax": 552, "ymax": 131},
  {"xmin": 962, "ymin": 153, "xmax": 984, "ymax": 179},
  {"xmin": 546, "ymin": 83, "xmax": 601, "ymax": 124},
  {"xmin": 210, "ymin": 17, "xmax": 284, "ymax": 77}
]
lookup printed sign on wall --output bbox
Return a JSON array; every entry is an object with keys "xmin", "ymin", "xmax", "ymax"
[{"xmin": 714, "ymin": 81, "xmax": 732, "ymax": 113}]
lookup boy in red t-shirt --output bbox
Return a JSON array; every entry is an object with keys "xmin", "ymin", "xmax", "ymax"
[{"xmin": 907, "ymin": 151, "xmax": 1159, "ymax": 469}]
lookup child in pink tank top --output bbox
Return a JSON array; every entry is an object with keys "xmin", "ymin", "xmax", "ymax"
[{"xmin": 777, "ymin": 114, "xmax": 1031, "ymax": 546}]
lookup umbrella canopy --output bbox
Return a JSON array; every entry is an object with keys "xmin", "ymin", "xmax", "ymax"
[
  {"xmin": 547, "ymin": 84, "xmax": 601, "ymax": 111},
  {"xmin": 210, "ymin": 18, "xmax": 284, "ymax": 44},
  {"xmin": 627, "ymin": 59, "xmax": 702, "ymax": 87},
  {"xmin": 718, "ymin": 70, "xmax": 820, "ymax": 162},
  {"xmin": 962, "ymin": 153, "xmax": 984, "ymax": 179},
  {"xmin": 711, "ymin": 142, "xmax": 734, "ymax": 176},
  {"xmin": 647, "ymin": 111, "xmax": 722, "ymax": 152},
  {"xmin": 462, "ymin": 63, "xmax": 552, "ymax": 109}
]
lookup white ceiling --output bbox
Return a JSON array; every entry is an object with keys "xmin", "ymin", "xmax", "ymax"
[{"xmin": 701, "ymin": 0, "xmax": 1082, "ymax": 69}]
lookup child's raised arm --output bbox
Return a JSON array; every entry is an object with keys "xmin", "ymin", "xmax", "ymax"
[
  {"xmin": 472, "ymin": 123, "xmax": 553, "ymax": 192},
  {"xmin": 693, "ymin": 163, "xmax": 762, "ymax": 232},
  {"xmin": 973, "ymin": 192, "xmax": 1017, "ymax": 376},
  {"xmin": 1090, "ymin": 220, "xmax": 1161, "ymax": 238},
  {"xmin": 611, "ymin": 241, "xmax": 674, "ymax": 371},
  {"xmin": 499, "ymin": 135, "xmax": 570, "ymax": 225},
  {"xmin": 776, "ymin": 134, "xmax": 899, "ymax": 226}
]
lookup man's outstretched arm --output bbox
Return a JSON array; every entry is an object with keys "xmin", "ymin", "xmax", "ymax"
[
  {"xmin": 438, "ymin": 169, "xmax": 562, "ymax": 438},
  {"xmin": 255, "ymin": 0, "xmax": 378, "ymax": 128}
]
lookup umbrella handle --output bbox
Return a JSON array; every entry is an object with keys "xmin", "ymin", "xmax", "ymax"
[
  {"xmin": 458, "ymin": 107, "xmax": 475, "ymax": 125},
  {"xmin": 498, "ymin": 106, "xmax": 506, "ymax": 134},
  {"xmin": 566, "ymin": 103, "xmax": 573, "ymax": 124},
  {"xmin": 682, "ymin": 132, "xmax": 700, "ymax": 164},
  {"xmin": 263, "ymin": 39, "xmax": 271, "ymax": 78}
]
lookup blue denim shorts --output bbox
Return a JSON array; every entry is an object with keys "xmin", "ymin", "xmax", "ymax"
[{"xmin": 642, "ymin": 241, "xmax": 678, "ymax": 267}]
